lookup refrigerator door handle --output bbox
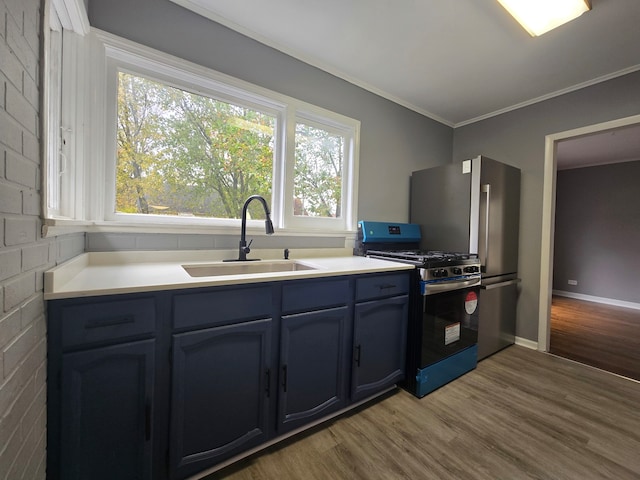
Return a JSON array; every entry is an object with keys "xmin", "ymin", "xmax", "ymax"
[{"xmin": 481, "ymin": 183, "xmax": 490, "ymax": 270}]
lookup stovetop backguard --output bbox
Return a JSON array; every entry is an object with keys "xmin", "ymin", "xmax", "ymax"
[{"xmin": 355, "ymin": 221, "xmax": 478, "ymax": 268}]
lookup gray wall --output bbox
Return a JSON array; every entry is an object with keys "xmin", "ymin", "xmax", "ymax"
[
  {"xmin": 88, "ymin": 0, "xmax": 453, "ymax": 224},
  {"xmin": 453, "ymin": 70, "xmax": 640, "ymax": 341},
  {"xmin": 84, "ymin": 232, "xmax": 344, "ymax": 252},
  {"xmin": 0, "ymin": 0, "xmax": 86, "ymax": 476},
  {"xmin": 553, "ymin": 161, "xmax": 640, "ymax": 303},
  {"xmin": 86, "ymin": 0, "xmax": 640, "ymax": 344}
]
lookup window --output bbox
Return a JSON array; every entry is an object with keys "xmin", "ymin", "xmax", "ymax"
[
  {"xmin": 43, "ymin": 0, "xmax": 90, "ymax": 224},
  {"xmin": 294, "ymin": 120, "xmax": 344, "ymax": 218},
  {"xmin": 45, "ymin": 27, "xmax": 360, "ymax": 234},
  {"xmin": 115, "ymin": 72, "xmax": 276, "ymax": 221},
  {"xmin": 44, "ymin": 4, "xmax": 63, "ymax": 216}
]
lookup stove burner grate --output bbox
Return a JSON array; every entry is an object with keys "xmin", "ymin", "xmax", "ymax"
[{"xmin": 367, "ymin": 249, "xmax": 478, "ymax": 264}]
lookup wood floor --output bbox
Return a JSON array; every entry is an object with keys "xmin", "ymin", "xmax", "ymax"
[
  {"xmin": 550, "ymin": 295, "xmax": 640, "ymax": 381},
  {"xmin": 205, "ymin": 346, "xmax": 640, "ymax": 480}
]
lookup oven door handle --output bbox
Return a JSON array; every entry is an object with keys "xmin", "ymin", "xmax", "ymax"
[
  {"xmin": 423, "ymin": 277, "xmax": 481, "ymax": 295},
  {"xmin": 480, "ymin": 278, "xmax": 520, "ymax": 290}
]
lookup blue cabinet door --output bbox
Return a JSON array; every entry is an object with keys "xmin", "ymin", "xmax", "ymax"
[
  {"xmin": 352, "ymin": 295, "xmax": 409, "ymax": 401},
  {"xmin": 60, "ymin": 339, "xmax": 156, "ymax": 480},
  {"xmin": 170, "ymin": 318, "xmax": 272, "ymax": 479},
  {"xmin": 278, "ymin": 306, "xmax": 350, "ymax": 433}
]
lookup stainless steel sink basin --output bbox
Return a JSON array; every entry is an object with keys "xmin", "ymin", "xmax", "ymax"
[{"xmin": 182, "ymin": 260, "xmax": 319, "ymax": 277}]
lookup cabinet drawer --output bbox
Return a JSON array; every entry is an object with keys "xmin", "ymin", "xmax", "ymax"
[
  {"xmin": 282, "ymin": 278, "xmax": 350, "ymax": 314},
  {"xmin": 356, "ymin": 273, "xmax": 410, "ymax": 302},
  {"xmin": 173, "ymin": 284, "xmax": 272, "ymax": 330},
  {"xmin": 60, "ymin": 297, "xmax": 156, "ymax": 349}
]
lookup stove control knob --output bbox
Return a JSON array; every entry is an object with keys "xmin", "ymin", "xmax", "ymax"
[
  {"xmin": 464, "ymin": 266, "xmax": 479, "ymax": 273},
  {"xmin": 433, "ymin": 268, "xmax": 448, "ymax": 277},
  {"xmin": 452, "ymin": 267, "xmax": 462, "ymax": 275}
]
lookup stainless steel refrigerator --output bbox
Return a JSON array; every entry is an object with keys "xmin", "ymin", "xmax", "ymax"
[{"xmin": 410, "ymin": 155, "xmax": 521, "ymax": 360}]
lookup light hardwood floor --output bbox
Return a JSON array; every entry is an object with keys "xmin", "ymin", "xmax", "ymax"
[
  {"xmin": 206, "ymin": 346, "xmax": 640, "ymax": 480},
  {"xmin": 550, "ymin": 295, "xmax": 640, "ymax": 381}
]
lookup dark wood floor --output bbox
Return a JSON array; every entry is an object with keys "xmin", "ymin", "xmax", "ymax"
[
  {"xmin": 550, "ymin": 295, "xmax": 640, "ymax": 381},
  {"xmin": 204, "ymin": 346, "xmax": 640, "ymax": 480}
]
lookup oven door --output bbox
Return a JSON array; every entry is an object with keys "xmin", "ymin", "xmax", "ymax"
[{"xmin": 419, "ymin": 285, "xmax": 479, "ymax": 368}]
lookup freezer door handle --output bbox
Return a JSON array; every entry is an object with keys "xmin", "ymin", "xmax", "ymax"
[
  {"xmin": 481, "ymin": 278, "xmax": 520, "ymax": 290},
  {"xmin": 481, "ymin": 183, "xmax": 490, "ymax": 271}
]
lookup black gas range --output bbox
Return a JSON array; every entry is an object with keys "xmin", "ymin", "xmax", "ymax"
[
  {"xmin": 356, "ymin": 221, "xmax": 480, "ymax": 397},
  {"xmin": 366, "ymin": 249, "xmax": 480, "ymax": 293}
]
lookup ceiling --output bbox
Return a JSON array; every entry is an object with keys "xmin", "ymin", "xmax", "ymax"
[
  {"xmin": 556, "ymin": 123, "xmax": 640, "ymax": 170},
  {"xmin": 169, "ymin": 0, "xmax": 640, "ymax": 167}
]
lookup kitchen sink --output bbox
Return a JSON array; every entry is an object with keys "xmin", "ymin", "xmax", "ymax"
[{"xmin": 182, "ymin": 260, "xmax": 319, "ymax": 277}]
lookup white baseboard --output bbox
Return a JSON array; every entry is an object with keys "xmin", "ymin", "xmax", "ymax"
[
  {"xmin": 515, "ymin": 336, "xmax": 538, "ymax": 350},
  {"xmin": 553, "ymin": 290, "xmax": 640, "ymax": 311}
]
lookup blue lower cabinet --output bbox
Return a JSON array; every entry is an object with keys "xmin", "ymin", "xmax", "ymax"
[
  {"xmin": 60, "ymin": 339, "xmax": 156, "ymax": 480},
  {"xmin": 352, "ymin": 295, "xmax": 409, "ymax": 402},
  {"xmin": 47, "ymin": 294, "xmax": 161, "ymax": 480},
  {"xmin": 278, "ymin": 306, "xmax": 351, "ymax": 433},
  {"xmin": 47, "ymin": 272, "xmax": 411, "ymax": 480},
  {"xmin": 169, "ymin": 318, "xmax": 273, "ymax": 479}
]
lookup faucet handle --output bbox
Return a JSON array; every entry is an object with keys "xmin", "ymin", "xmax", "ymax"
[{"xmin": 242, "ymin": 239, "xmax": 253, "ymax": 255}]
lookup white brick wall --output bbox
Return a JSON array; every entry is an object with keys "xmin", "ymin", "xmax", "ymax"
[
  {"xmin": 0, "ymin": 1, "xmax": 84, "ymax": 479},
  {"xmin": 0, "ymin": 0, "xmax": 47, "ymax": 477}
]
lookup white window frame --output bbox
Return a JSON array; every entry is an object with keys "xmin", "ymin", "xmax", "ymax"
[
  {"xmin": 45, "ymin": 27, "xmax": 360, "ymax": 234},
  {"xmin": 43, "ymin": 0, "xmax": 89, "ymax": 222},
  {"xmin": 43, "ymin": 2, "xmax": 63, "ymax": 217},
  {"xmin": 285, "ymin": 111, "xmax": 358, "ymax": 231},
  {"xmin": 102, "ymin": 46, "xmax": 286, "ymax": 229}
]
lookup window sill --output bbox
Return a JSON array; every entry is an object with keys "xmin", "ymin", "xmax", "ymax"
[
  {"xmin": 42, "ymin": 218, "xmax": 357, "ymax": 241},
  {"xmin": 42, "ymin": 218, "xmax": 93, "ymax": 237}
]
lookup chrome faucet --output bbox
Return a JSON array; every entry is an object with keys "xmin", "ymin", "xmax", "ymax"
[{"xmin": 226, "ymin": 195, "xmax": 274, "ymax": 262}]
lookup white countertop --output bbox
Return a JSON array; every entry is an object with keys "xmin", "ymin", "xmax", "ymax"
[{"xmin": 44, "ymin": 249, "xmax": 414, "ymax": 300}]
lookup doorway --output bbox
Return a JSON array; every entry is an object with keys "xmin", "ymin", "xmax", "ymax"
[
  {"xmin": 538, "ymin": 114, "xmax": 640, "ymax": 378},
  {"xmin": 549, "ymin": 295, "xmax": 640, "ymax": 380}
]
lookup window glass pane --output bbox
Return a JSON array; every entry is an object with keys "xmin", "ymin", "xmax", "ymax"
[
  {"xmin": 46, "ymin": 22, "xmax": 63, "ymax": 214},
  {"xmin": 294, "ymin": 122, "xmax": 343, "ymax": 218},
  {"xmin": 116, "ymin": 72, "xmax": 275, "ymax": 220}
]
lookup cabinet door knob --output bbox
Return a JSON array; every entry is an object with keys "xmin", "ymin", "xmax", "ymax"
[
  {"xmin": 144, "ymin": 402, "xmax": 152, "ymax": 441},
  {"xmin": 282, "ymin": 365, "xmax": 288, "ymax": 393},
  {"xmin": 265, "ymin": 369, "xmax": 271, "ymax": 398},
  {"xmin": 355, "ymin": 345, "xmax": 362, "ymax": 367}
]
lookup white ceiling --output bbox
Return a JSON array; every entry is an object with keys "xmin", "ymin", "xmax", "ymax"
[
  {"xmin": 169, "ymin": 0, "xmax": 640, "ymax": 168},
  {"xmin": 170, "ymin": 0, "xmax": 640, "ymax": 127}
]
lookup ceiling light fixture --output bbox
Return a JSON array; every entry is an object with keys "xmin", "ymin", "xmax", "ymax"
[{"xmin": 497, "ymin": 0, "xmax": 591, "ymax": 36}]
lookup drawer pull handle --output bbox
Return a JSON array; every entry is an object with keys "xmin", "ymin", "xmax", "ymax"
[
  {"xmin": 379, "ymin": 284, "xmax": 397, "ymax": 290},
  {"xmin": 85, "ymin": 316, "xmax": 135, "ymax": 329}
]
